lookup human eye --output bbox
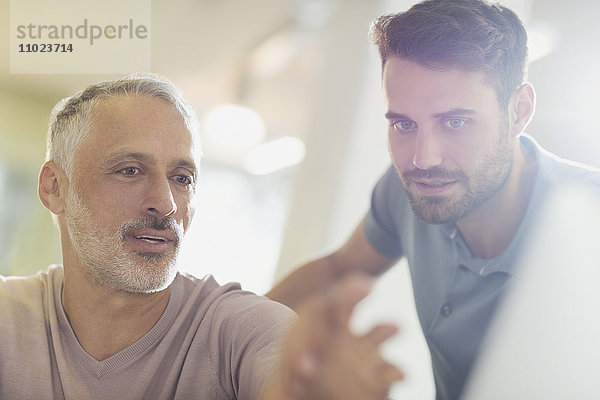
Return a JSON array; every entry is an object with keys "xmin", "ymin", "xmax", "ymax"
[
  {"xmin": 391, "ymin": 119, "xmax": 417, "ymax": 133},
  {"xmin": 118, "ymin": 166, "xmax": 141, "ymax": 176},
  {"xmin": 172, "ymin": 173, "xmax": 195, "ymax": 188},
  {"xmin": 442, "ymin": 118, "xmax": 468, "ymax": 130}
]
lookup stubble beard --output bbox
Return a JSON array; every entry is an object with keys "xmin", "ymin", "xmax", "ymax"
[
  {"xmin": 64, "ymin": 190, "xmax": 182, "ymax": 293},
  {"xmin": 402, "ymin": 122, "xmax": 513, "ymax": 225}
]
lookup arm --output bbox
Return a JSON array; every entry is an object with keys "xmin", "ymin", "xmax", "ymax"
[
  {"xmin": 267, "ymin": 217, "xmax": 398, "ymax": 310},
  {"xmin": 261, "ymin": 275, "xmax": 404, "ymax": 400}
]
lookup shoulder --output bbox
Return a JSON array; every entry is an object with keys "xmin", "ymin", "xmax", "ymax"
[
  {"xmin": 0, "ymin": 265, "xmax": 59, "ymax": 304},
  {"xmin": 370, "ymin": 165, "xmax": 410, "ymax": 212},
  {"xmin": 365, "ymin": 165, "xmax": 414, "ymax": 258},
  {"xmin": 175, "ymin": 273, "xmax": 296, "ymax": 329},
  {"xmin": 524, "ymin": 134, "xmax": 600, "ymax": 188},
  {"xmin": 0, "ymin": 266, "xmax": 60, "ymax": 346},
  {"xmin": 171, "ymin": 274, "xmax": 294, "ymax": 397},
  {"xmin": 376, "ymin": 165, "xmax": 405, "ymax": 193}
]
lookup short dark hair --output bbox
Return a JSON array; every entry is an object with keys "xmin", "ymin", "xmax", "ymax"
[{"xmin": 371, "ymin": 0, "xmax": 528, "ymax": 108}]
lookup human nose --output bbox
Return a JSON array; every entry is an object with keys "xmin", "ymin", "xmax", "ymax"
[
  {"xmin": 412, "ymin": 131, "xmax": 444, "ymax": 170},
  {"xmin": 143, "ymin": 176, "xmax": 177, "ymax": 217}
]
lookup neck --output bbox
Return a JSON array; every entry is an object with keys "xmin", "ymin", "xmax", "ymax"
[
  {"xmin": 61, "ymin": 259, "xmax": 172, "ymax": 361},
  {"xmin": 456, "ymin": 139, "xmax": 538, "ymax": 259}
]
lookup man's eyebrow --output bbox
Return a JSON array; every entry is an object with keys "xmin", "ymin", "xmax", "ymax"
[
  {"xmin": 102, "ymin": 151, "xmax": 149, "ymax": 166},
  {"xmin": 432, "ymin": 108, "xmax": 476, "ymax": 118},
  {"xmin": 384, "ymin": 111, "xmax": 412, "ymax": 120},
  {"xmin": 174, "ymin": 160, "xmax": 198, "ymax": 175},
  {"xmin": 385, "ymin": 109, "xmax": 477, "ymax": 120},
  {"xmin": 102, "ymin": 151, "xmax": 198, "ymax": 175}
]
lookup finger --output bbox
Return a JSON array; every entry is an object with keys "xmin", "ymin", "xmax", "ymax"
[
  {"xmin": 338, "ymin": 360, "xmax": 405, "ymax": 400},
  {"xmin": 380, "ymin": 362, "xmax": 405, "ymax": 383},
  {"xmin": 290, "ymin": 295, "xmax": 330, "ymax": 370},
  {"xmin": 363, "ymin": 323, "xmax": 399, "ymax": 347},
  {"xmin": 353, "ymin": 328, "xmax": 404, "ymax": 398},
  {"xmin": 327, "ymin": 274, "xmax": 373, "ymax": 328},
  {"xmin": 293, "ymin": 277, "xmax": 372, "ymax": 367},
  {"xmin": 355, "ymin": 358, "xmax": 405, "ymax": 399},
  {"xmin": 370, "ymin": 364, "xmax": 406, "ymax": 400}
]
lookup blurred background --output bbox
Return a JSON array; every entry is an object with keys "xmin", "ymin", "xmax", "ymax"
[{"xmin": 1, "ymin": 0, "xmax": 599, "ymax": 398}]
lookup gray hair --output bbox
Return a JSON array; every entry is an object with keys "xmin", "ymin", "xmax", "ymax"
[{"xmin": 46, "ymin": 73, "xmax": 200, "ymax": 179}]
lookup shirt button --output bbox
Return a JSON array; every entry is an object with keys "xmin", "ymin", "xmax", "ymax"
[{"xmin": 441, "ymin": 303, "xmax": 452, "ymax": 317}]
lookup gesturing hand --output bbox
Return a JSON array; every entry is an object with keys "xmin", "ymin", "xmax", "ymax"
[{"xmin": 264, "ymin": 274, "xmax": 404, "ymax": 400}]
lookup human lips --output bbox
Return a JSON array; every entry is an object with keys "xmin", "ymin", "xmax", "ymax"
[
  {"xmin": 132, "ymin": 229, "xmax": 176, "ymax": 244},
  {"xmin": 119, "ymin": 216, "xmax": 183, "ymax": 253},
  {"xmin": 127, "ymin": 229, "xmax": 176, "ymax": 253},
  {"xmin": 411, "ymin": 179, "xmax": 458, "ymax": 195},
  {"xmin": 402, "ymin": 168, "xmax": 463, "ymax": 196},
  {"xmin": 412, "ymin": 178, "xmax": 457, "ymax": 186}
]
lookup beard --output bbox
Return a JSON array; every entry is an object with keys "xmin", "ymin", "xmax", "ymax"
[
  {"xmin": 401, "ymin": 120, "xmax": 513, "ymax": 225},
  {"xmin": 64, "ymin": 190, "xmax": 183, "ymax": 293}
]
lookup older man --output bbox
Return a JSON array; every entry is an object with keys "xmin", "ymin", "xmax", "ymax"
[{"xmin": 0, "ymin": 75, "xmax": 402, "ymax": 399}]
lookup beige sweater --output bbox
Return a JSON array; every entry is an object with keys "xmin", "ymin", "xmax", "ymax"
[{"xmin": 0, "ymin": 266, "xmax": 294, "ymax": 399}]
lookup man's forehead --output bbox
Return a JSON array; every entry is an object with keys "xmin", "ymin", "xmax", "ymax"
[
  {"xmin": 383, "ymin": 57, "xmax": 487, "ymax": 79},
  {"xmin": 383, "ymin": 57, "xmax": 497, "ymax": 103},
  {"xmin": 88, "ymin": 94, "xmax": 189, "ymax": 133},
  {"xmin": 383, "ymin": 57, "xmax": 498, "ymax": 97},
  {"xmin": 80, "ymin": 94, "xmax": 199, "ymax": 164},
  {"xmin": 89, "ymin": 93, "xmax": 179, "ymax": 121}
]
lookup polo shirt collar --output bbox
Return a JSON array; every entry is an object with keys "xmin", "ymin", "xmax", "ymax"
[{"xmin": 444, "ymin": 134, "xmax": 546, "ymax": 277}]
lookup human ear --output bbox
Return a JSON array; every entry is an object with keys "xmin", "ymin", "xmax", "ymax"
[
  {"xmin": 38, "ymin": 161, "xmax": 67, "ymax": 215},
  {"xmin": 509, "ymin": 82, "xmax": 536, "ymax": 136}
]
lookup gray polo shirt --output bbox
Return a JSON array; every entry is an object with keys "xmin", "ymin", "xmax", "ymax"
[{"xmin": 364, "ymin": 135, "xmax": 600, "ymax": 400}]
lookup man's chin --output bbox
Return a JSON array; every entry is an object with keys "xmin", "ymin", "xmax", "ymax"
[
  {"xmin": 121, "ymin": 269, "xmax": 177, "ymax": 294},
  {"xmin": 106, "ymin": 255, "xmax": 179, "ymax": 294},
  {"xmin": 413, "ymin": 210, "xmax": 457, "ymax": 225},
  {"xmin": 409, "ymin": 196, "xmax": 465, "ymax": 225}
]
